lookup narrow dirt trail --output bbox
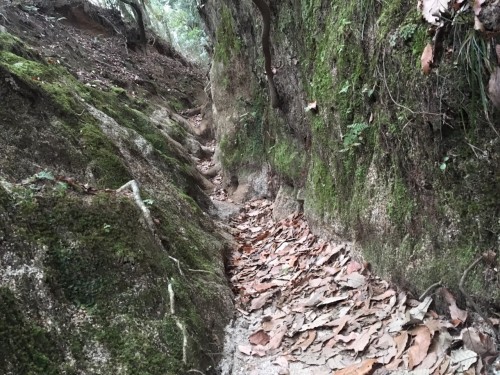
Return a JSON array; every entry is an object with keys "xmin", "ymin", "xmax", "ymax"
[{"xmin": 205, "ymin": 196, "xmax": 499, "ymax": 375}]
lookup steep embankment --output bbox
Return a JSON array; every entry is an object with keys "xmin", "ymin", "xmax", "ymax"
[
  {"xmin": 0, "ymin": 2, "xmax": 232, "ymax": 374},
  {"xmin": 201, "ymin": 0, "xmax": 500, "ymax": 309}
]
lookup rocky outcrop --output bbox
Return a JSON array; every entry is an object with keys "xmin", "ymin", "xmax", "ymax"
[{"xmin": 202, "ymin": 0, "xmax": 500, "ymax": 309}]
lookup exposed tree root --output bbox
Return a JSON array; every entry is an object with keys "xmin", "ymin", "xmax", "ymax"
[
  {"xmin": 117, "ymin": 180, "xmax": 220, "ymax": 367},
  {"xmin": 168, "ymin": 279, "xmax": 188, "ymax": 364},
  {"xmin": 251, "ymin": 0, "xmax": 280, "ymax": 108},
  {"xmin": 419, "ymin": 280, "xmax": 442, "ymax": 301}
]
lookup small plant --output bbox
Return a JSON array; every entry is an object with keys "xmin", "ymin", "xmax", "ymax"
[
  {"xmin": 340, "ymin": 122, "xmax": 369, "ymax": 152},
  {"xmin": 54, "ymin": 182, "xmax": 68, "ymax": 196},
  {"xmin": 143, "ymin": 199, "xmax": 154, "ymax": 207},
  {"xmin": 34, "ymin": 170, "xmax": 54, "ymax": 181},
  {"xmin": 399, "ymin": 24, "xmax": 417, "ymax": 42},
  {"xmin": 339, "ymin": 81, "xmax": 351, "ymax": 94},
  {"xmin": 103, "ymin": 223, "xmax": 112, "ymax": 233},
  {"xmin": 439, "ymin": 156, "xmax": 450, "ymax": 171}
]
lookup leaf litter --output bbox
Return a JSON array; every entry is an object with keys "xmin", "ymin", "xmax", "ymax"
[{"xmin": 217, "ymin": 199, "xmax": 499, "ymax": 374}]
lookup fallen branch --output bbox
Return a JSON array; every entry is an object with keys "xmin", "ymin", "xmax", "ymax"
[{"xmin": 419, "ymin": 280, "xmax": 442, "ymax": 301}]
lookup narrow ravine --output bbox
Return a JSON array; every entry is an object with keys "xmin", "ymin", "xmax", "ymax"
[
  {"xmin": 211, "ymin": 197, "xmax": 499, "ymax": 374},
  {"xmin": 192, "ymin": 138, "xmax": 500, "ymax": 375}
]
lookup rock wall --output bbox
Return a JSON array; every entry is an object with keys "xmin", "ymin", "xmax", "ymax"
[
  {"xmin": 202, "ymin": 0, "xmax": 500, "ymax": 307},
  {"xmin": 0, "ymin": 5, "xmax": 232, "ymax": 373}
]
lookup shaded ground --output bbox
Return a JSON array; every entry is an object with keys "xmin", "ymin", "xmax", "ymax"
[
  {"xmin": 1, "ymin": 0, "xmax": 205, "ymax": 109},
  {"xmin": 212, "ymin": 197, "xmax": 500, "ymax": 374}
]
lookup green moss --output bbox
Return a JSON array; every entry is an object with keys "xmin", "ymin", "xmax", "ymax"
[
  {"xmin": 214, "ymin": 5, "xmax": 241, "ymax": 64},
  {"xmin": 80, "ymin": 125, "xmax": 131, "ymax": 188},
  {"xmin": 387, "ymin": 175, "xmax": 415, "ymax": 230},
  {"xmin": 0, "ymin": 287, "xmax": 63, "ymax": 374},
  {"xmin": 0, "ymin": 184, "xmax": 10, "ymax": 209},
  {"xmin": 219, "ymin": 97, "xmax": 267, "ymax": 171},
  {"xmin": 306, "ymin": 156, "xmax": 337, "ymax": 214},
  {"xmin": 270, "ymin": 137, "xmax": 306, "ymax": 183}
]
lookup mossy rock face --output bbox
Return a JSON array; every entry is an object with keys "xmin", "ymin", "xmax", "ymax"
[
  {"xmin": 0, "ymin": 182, "xmax": 231, "ymax": 374},
  {"xmin": 0, "ymin": 30, "xmax": 232, "ymax": 373},
  {"xmin": 204, "ymin": 0, "xmax": 500, "ymax": 306}
]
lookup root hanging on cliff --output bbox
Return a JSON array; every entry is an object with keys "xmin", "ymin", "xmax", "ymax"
[
  {"xmin": 168, "ymin": 278, "xmax": 188, "ymax": 364},
  {"xmin": 117, "ymin": 180, "xmax": 156, "ymax": 231},
  {"xmin": 251, "ymin": 0, "xmax": 280, "ymax": 108}
]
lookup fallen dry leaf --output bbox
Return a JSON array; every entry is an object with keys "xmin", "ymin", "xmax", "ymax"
[
  {"xmin": 461, "ymin": 327, "xmax": 497, "ymax": 357},
  {"xmin": 249, "ymin": 329, "xmax": 270, "ymax": 346},
  {"xmin": 250, "ymin": 291, "xmax": 273, "ymax": 310},
  {"xmin": 409, "ymin": 296, "xmax": 432, "ymax": 321},
  {"xmin": 450, "ymin": 348, "xmax": 477, "ymax": 372},
  {"xmin": 238, "ymin": 344, "xmax": 252, "ymax": 355},
  {"xmin": 442, "ymin": 288, "xmax": 467, "ymax": 323},
  {"xmin": 421, "ymin": 43, "xmax": 433, "ymax": 75},
  {"xmin": 349, "ymin": 322, "xmax": 381, "ymax": 352},
  {"xmin": 317, "ymin": 295, "xmax": 348, "ymax": 307},
  {"xmin": 488, "ymin": 67, "xmax": 500, "ymax": 109},
  {"xmin": 421, "ymin": 0, "xmax": 451, "ymax": 24},
  {"xmin": 268, "ymin": 326, "xmax": 287, "ymax": 349},
  {"xmin": 334, "ymin": 358, "xmax": 378, "ymax": 375},
  {"xmin": 372, "ymin": 289, "xmax": 396, "ymax": 301},
  {"xmin": 408, "ymin": 325, "xmax": 432, "ymax": 369}
]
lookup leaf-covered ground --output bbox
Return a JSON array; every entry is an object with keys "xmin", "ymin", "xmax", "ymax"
[{"xmin": 215, "ymin": 197, "xmax": 499, "ymax": 374}]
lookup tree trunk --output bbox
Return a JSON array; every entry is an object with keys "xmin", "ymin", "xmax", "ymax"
[{"xmin": 119, "ymin": 0, "xmax": 147, "ymax": 45}]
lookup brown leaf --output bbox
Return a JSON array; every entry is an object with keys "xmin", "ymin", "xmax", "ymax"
[
  {"xmin": 250, "ymin": 291, "xmax": 273, "ymax": 311},
  {"xmin": 249, "ymin": 329, "xmax": 270, "ymax": 346},
  {"xmin": 372, "ymin": 289, "xmax": 396, "ymax": 301},
  {"xmin": 268, "ymin": 326, "xmax": 287, "ymax": 349},
  {"xmin": 317, "ymin": 294, "xmax": 348, "ymax": 307},
  {"xmin": 346, "ymin": 322, "xmax": 381, "ymax": 353},
  {"xmin": 442, "ymin": 288, "xmax": 467, "ymax": 323},
  {"xmin": 335, "ymin": 332, "xmax": 358, "ymax": 343},
  {"xmin": 421, "ymin": 43, "xmax": 433, "ymax": 75},
  {"xmin": 252, "ymin": 344, "xmax": 267, "ymax": 357},
  {"xmin": 417, "ymin": 353, "xmax": 438, "ymax": 371},
  {"xmin": 345, "ymin": 272, "xmax": 366, "ymax": 288},
  {"xmin": 334, "ymin": 358, "xmax": 378, "ymax": 375},
  {"xmin": 300, "ymin": 330, "xmax": 317, "ymax": 351},
  {"xmin": 238, "ymin": 345, "xmax": 252, "ymax": 355},
  {"xmin": 488, "ymin": 67, "xmax": 500, "ymax": 109},
  {"xmin": 462, "ymin": 327, "xmax": 497, "ymax": 357},
  {"xmin": 408, "ymin": 326, "xmax": 432, "ymax": 369},
  {"xmin": 346, "ymin": 261, "xmax": 362, "ymax": 274},
  {"xmin": 252, "ymin": 282, "xmax": 276, "ymax": 292},
  {"xmin": 394, "ymin": 332, "xmax": 409, "ymax": 360}
]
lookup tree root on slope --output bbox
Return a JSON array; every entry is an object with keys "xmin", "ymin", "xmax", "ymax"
[{"xmin": 118, "ymin": 179, "xmax": 212, "ymax": 365}]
